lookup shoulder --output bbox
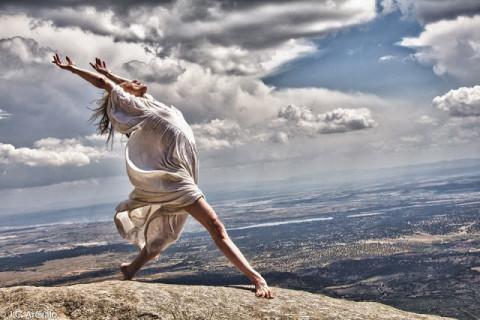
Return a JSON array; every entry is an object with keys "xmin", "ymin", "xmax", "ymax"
[{"xmin": 108, "ymin": 83, "xmax": 135, "ymax": 104}]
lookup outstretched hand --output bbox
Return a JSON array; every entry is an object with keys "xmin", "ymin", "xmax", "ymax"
[
  {"xmin": 52, "ymin": 53, "xmax": 76, "ymax": 71},
  {"xmin": 90, "ymin": 57, "xmax": 110, "ymax": 75}
]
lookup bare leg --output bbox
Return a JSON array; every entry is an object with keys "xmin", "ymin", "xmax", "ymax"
[
  {"xmin": 120, "ymin": 214, "xmax": 189, "ymax": 280},
  {"xmin": 121, "ymin": 246, "xmax": 160, "ymax": 280},
  {"xmin": 182, "ymin": 196, "xmax": 274, "ymax": 299}
]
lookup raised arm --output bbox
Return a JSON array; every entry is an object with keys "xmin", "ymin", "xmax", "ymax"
[
  {"xmin": 90, "ymin": 57, "xmax": 131, "ymax": 85},
  {"xmin": 52, "ymin": 53, "xmax": 115, "ymax": 92}
]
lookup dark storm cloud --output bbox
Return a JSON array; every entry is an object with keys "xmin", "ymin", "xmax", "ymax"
[
  {"xmin": 0, "ymin": 0, "xmax": 364, "ymax": 48},
  {"xmin": 165, "ymin": 8, "xmax": 357, "ymax": 50},
  {"xmin": 0, "ymin": 0, "xmax": 174, "ymax": 14}
]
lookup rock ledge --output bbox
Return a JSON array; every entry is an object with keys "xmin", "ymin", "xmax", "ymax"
[{"xmin": 0, "ymin": 280, "xmax": 453, "ymax": 319}]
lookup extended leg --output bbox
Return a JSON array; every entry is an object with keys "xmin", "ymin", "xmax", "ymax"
[{"xmin": 182, "ymin": 196, "xmax": 274, "ymax": 299}]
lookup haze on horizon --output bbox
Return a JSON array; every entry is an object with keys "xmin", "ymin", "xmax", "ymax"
[{"xmin": 0, "ymin": 0, "xmax": 479, "ymax": 213}]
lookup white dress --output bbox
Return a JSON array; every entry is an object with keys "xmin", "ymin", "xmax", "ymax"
[{"xmin": 106, "ymin": 84, "xmax": 205, "ymax": 259}]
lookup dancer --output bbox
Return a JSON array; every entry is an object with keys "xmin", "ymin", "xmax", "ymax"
[{"xmin": 52, "ymin": 54, "xmax": 273, "ymax": 299}]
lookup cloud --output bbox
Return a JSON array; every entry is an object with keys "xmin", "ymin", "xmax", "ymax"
[
  {"xmin": 433, "ymin": 85, "xmax": 480, "ymax": 117},
  {"xmin": 380, "ymin": 0, "xmax": 480, "ymax": 23},
  {"xmin": 123, "ymin": 58, "xmax": 186, "ymax": 83},
  {"xmin": 0, "ymin": 7, "xmax": 387, "ymax": 189},
  {"xmin": 0, "ymin": 1, "xmax": 376, "ymax": 76},
  {"xmin": 415, "ymin": 114, "xmax": 438, "ymax": 125},
  {"xmin": 0, "ymin": 36, "xmax": 53, "ymax": 79},
  {"xmin": 399, "ymin": 15, "xmax": 480, "ymax": 82},
  {"xmin": 9, "ymin": 0, "xmax": 477, "ymax": 190},
  {"xmin": 378, "ymin": 55, "xmax": 397, "ymax": 62},
  {"xmin": 430, "ymin": 117, "xmax": 480, "ymax": 146},
  {"xmin": 273, "ymin": 104, "xmax": 378, "ymax": 136},
  {"xmin": 0, "ymin": 135, "xmax": 120, "ymax": 167},
  {"xmin": 0, "ymin": 19, "xmax": 154, "ymax": 146},
  {"xmin": 192, "ymin": 105, "xmax": 378, "ymax": 151},
  {"xmin": 191, "ymin": 118, "xmax": 247, "ymax": 151},
  {"xmin": 0, "ymin": 109, "xmax": 11, "ymax": 120}
]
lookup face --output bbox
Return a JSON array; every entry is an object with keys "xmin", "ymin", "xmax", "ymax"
[{"xmin": 120, "ymin": 80, "xmax": 148, "ymax": 97}]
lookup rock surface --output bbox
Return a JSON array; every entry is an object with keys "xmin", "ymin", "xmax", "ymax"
[{"xmin": 0, "ymin": 280, "xmax": 454, "ymax": 319}]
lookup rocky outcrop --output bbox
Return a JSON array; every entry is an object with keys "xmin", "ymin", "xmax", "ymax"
[{"xmin": 0, "ymin": 280, "xmax": 454, "ymax": 319}]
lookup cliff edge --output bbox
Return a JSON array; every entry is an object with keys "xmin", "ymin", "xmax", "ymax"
[{"xmin": 0, "ymin": 280, "xmax": 454, "ymax": 319}]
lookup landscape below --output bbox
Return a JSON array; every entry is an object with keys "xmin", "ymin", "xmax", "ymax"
[{"xmin": 0, "ymin": 159, "xmax": 479, "ymax": 319}]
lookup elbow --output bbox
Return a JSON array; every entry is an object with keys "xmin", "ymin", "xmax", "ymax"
[
  {"xmin": 98, "ymin": 76, "xmax": 107, "ymax": 88},
  {"xmin": 99, "ymin": 76, "xmax": 113, "ymax": 92},
  {"xmin": 208, "ymin": 218, "xmax": 229, "ymax": 243}
]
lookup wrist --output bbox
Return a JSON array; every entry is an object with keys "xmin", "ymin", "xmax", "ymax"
[{"xmin": 249, "ymin": 272, "xmax": 264, "ymax": 283}]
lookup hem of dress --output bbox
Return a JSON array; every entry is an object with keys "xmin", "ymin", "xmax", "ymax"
[{"xmin": 113, "ymin": 193, "xmax": 206, "ymax": 256}]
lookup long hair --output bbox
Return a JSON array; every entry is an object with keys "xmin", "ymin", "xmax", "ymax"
[{"xmin": 88, "ymin": 91, "xmax": 130, "ymax": 150}]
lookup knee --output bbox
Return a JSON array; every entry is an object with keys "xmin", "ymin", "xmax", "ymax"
[{"xmin": 208, "ymin": 218, "xmax": 229, "ymax": 242}]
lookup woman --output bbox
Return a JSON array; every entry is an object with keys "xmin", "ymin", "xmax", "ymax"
[{"xmin": 52, "ymin": 54, "xmax": 273, "ymax": 299}]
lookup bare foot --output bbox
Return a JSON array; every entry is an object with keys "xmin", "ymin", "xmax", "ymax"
[
  {"xmin": 253, "ymin": 277, "xmax": 274, "ymax": 299},
  {"xmin": 120, "ymin": 263, "xmax": 134, "ymax": 280}
]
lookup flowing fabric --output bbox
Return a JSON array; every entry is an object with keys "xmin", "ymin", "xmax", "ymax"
[{"xmin": 106, "ymin": 84, "xmax": 205, "ymax": 258}]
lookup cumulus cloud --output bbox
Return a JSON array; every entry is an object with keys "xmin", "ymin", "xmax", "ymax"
[
  {"xmin": 400, "ymin": 15, "xmax": 480, "ymax": 82},
  {"xmin": 0, "ymin": 36, "xmax": 53, "ymax": 78},
  {"xmin": 191, "ymin": 118, "xmax": 247, "ymax": 151},
  {"xmin": 123, "ymin": 58, "xmax": 185, "ymax": 83},
  {"xmin": 192, "ymin": 105, "xmax": 378, "ymax": 151},
  {"xmin": 0, "ymin": 135, "xmax": 121, "ymax": 167},
  {"xmin": 273, "ymin": 104, "xmax": 378, "ymax": 136},
  {"xmin": 380, "ymin": 0, "xmax": 480, "ymax": 23},
  {"xmin": 433, "ymin": 85, "xmax": 480, "ymax": 117}
]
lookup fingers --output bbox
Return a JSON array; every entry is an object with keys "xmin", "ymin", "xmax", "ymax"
[
  {"xmin": 268, "ymin": 289, "xmax": 274, "ymax": 299},
  {"xmin": 52, "ymin": 53, "xmax": 61, "ymax": 66},
  {"xmin": 66, "ymin": 56, "xmax": 73, "ymax": 64},
  {"xmin": 94, "ymin": 57, "xmax": 107, "ymax": 72},
  {"xmin": 255, "ymin": 287, "xmax": 274, "ymax": 299}
]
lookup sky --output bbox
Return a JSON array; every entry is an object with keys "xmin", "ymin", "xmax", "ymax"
[{"xmin": 0, "ymin": 0, "xmax": 479, "ymax": 214}]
